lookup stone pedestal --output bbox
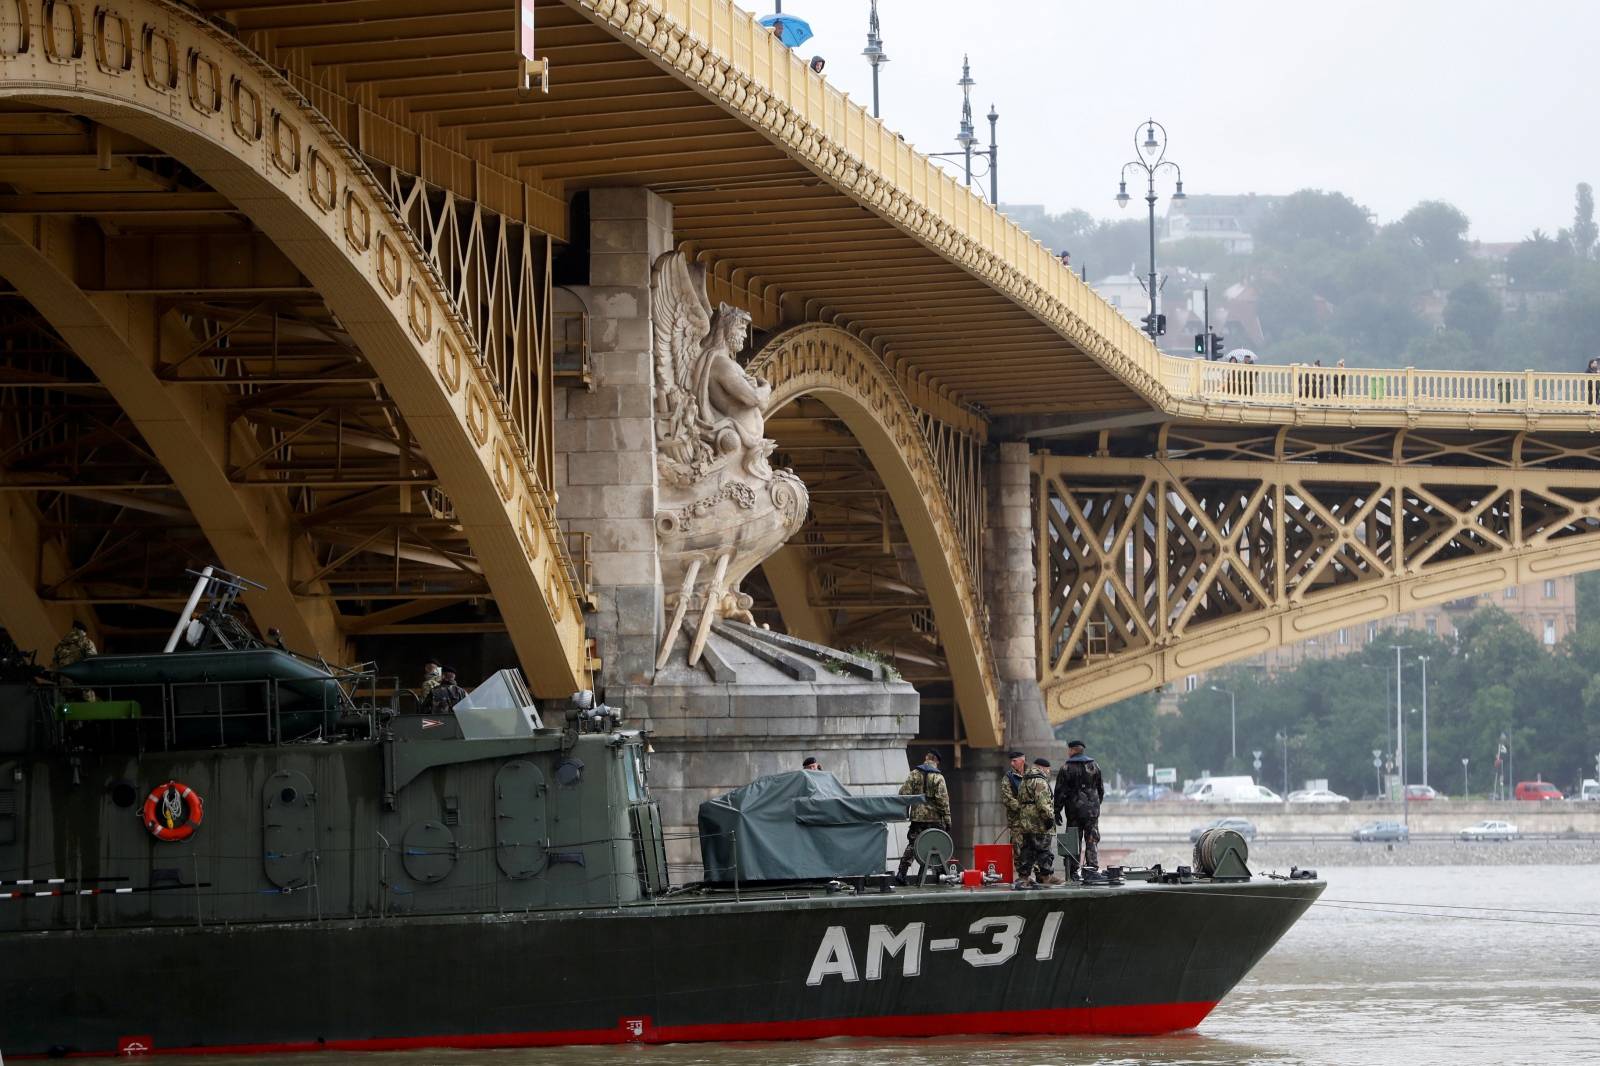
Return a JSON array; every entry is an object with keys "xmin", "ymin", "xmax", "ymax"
[{"xmin": 621, "ymin": 623, "xmax": 919, "ymax": 873}]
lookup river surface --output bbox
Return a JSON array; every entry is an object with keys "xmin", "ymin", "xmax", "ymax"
[{"xmin": 168, "ymin": 866, "xmax": 1598, "ymax": 1066}]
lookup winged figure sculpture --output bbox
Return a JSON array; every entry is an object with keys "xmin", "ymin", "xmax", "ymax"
[{"xmin": 650, "ymin": 251, "xmax": 808, "ymax": 667}]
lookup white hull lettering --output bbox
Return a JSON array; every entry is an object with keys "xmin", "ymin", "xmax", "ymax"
[
  {"xmin": 961, "ymin": 915, "xmax": 1023, "ymax": 968},
  {"xmin": 806, "ymin": 926, "xmax": 858, "ymax": 986},
  {"xmin": 1036, "ymin": 910, "xmax": 1064, "ymax": 961},
  {"xmin": 865, "ymin": 922, "xmax": 925, "ymax": 980}
]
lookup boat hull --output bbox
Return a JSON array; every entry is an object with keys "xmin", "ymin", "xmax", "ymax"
[{"xmin": 3, "ymin": 878, "xmax": 1321, "ymax": 1055}]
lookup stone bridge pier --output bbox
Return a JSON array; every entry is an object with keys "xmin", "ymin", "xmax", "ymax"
[{"xmin": 556, "ymin": 189, "xmax": 921, "ymax": 872}]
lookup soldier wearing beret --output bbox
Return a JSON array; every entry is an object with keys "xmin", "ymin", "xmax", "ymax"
[{"xmin": 1054, "ymin": 739, "xmax": 1106, "ymax": 881}]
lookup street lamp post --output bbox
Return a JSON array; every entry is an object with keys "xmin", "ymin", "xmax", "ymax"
[
  {"xmin": 1207, "ymin": 685, "xmax": 1237, "ymax": 763},
  {"xmin": 1373, "ymin": 750, "xmax": 1383, "ymax": 799},
  {"xmin": 1116, "ymin": 119, "xmax": 1186, "ymax": 340},
  {"xmin": 1276, "ymin": 731, "xmax": 1289, "ymax": 796},
  {"xmin": 861, "ymin": 0, "xmax": 887, "ymax": 119},
  {"xmin": 928, "ymin": 56, "xmax": 998, "ymax": 202},
  {"xmin": 1390, "ymin": 645, "xmax": 1410, "ymax": 791},
  {"xmin": 1417, "ymin": 655, "xmax": 1430, "ymax": 788},
  {"xmin": 1461, "ymin": 756, "xmax": 1469, "ymax": 799}
]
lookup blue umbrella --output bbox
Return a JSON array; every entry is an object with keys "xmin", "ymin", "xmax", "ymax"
[{"xmin": 758, "ymin": 13, "xmax": 813, "ymax": 48}]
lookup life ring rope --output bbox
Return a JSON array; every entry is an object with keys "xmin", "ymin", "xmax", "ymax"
[{"xmin": 142, "ymin": 780, "xmax": 203, "ymax": 842}]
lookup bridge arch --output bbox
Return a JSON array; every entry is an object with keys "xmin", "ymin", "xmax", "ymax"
[
  {"xmin": 0, "ymin": 0, "xmax": 585, "ymax": 692},
  {"xmin": 750, "ymin": 324, "xmax": 1001, "ymax": 746}
]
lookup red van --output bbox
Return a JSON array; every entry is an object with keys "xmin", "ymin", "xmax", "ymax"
[{"xmin": 1513, "ymin": 780, "xmax": 1564, "ymax": 801}]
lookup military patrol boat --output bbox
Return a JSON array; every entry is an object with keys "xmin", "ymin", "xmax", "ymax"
[{"xmin": 1, "ymin": 570, "xmax": 1321, "ymax": 1056}]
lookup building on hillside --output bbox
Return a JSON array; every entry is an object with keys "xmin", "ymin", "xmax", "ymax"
[
  {"xmin": 1090, "ymin": 266, "xmax": 1149, "ymax": 328},
  {"xmin": 1160, "ymin": 575, "xmax": 1579, "ymax": 711},
  {"xmin": 1162, "ymin": 193, "xmax": 1281, "ymax": 254}
]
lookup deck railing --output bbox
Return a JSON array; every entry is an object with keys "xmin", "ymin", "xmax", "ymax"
[{"xmin": 1162, "ymin": 358, "xmax": 1600, "ymax": 415}]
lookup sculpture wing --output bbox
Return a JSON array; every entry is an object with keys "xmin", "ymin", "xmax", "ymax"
[{"xmin": 650, "ymin": 251, "xmax": 712, "ymax": 402}]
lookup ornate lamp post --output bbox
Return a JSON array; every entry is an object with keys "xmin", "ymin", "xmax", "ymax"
[
  {"xmin": 929, "ymin": 55, "xmax": 998, "ymax": 203},
  {"xmin": 861, "ymin": 0, "xmax": 887, "ymax": 118},
  {"xmin": 1417, "ymin": 654, "xmax": 1431, "ymax": 787},
  {"xmin": 1275, "ymin": 731, "xmax": 1289, "ymax": 796},
  {"xmin": 1461, "ymin": 756, "xmax": 1469, "ymax": 799},
  {"xmin": 1116, "ymin": 118, "xmax": 1186, "ymax": 340}
]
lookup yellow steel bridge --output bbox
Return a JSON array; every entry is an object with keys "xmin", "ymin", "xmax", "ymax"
[{"xmin": 1, "ymin": 0, "xmax": 1597, "ymax": 750}]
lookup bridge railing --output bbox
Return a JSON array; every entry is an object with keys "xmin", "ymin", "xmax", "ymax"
[{"xmin": 1164, "ymin": 357, "xmax": 1600, "ymax": 414}]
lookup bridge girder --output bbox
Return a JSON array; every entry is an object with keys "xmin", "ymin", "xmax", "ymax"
[
  {"xmin": 1036, "ymin": 423, "xmax": 1600, "ymax": 721},
  {"xmin": 0, "ymin": 0, "xmax": 586, "ymax": 691}
]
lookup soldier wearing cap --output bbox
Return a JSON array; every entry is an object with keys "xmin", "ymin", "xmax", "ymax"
[
  {"xmin": 421, "ymin": 664, "xmax": 467, "ymax": 715},
  {"xmin": 1013, "ymin": 758, "xmax": 1060, "ymax": 887},
  {"xmin": 893, "ymin": 750, "xmax": 951, "ymax": 884},
  {"xmin": 1054, "ymin": 739, "xmax": 1106, "ymax": 880}
]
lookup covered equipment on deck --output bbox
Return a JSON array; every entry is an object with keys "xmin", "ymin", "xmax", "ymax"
[{"xmin": 698, "ymin": 771, "xmax": 917, "ymax": 881}]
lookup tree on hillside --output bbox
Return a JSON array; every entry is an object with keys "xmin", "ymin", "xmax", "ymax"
[
  {"xmin": 1574, "ymin": 182, "xmax": 1597, "ymax": 261},
  {"xmin": 1443, "ymin": 279, "xmax": 1502, "ymax": 346},
  {"xmin": 1256, "ymin": 190, "xmax": 1374, "ymax": 253},
  {"xmin": 1397, "ymin": 200, "xmax": 1471, "ymax": 264},
  {"xmin": 1506, "ymin": 230, "xmax": 1573, "ymax": 291}
]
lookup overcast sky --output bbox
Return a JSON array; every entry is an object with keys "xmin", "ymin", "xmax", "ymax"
[{"xmin": 734, "ymin": 1, "xmax": 1598, "ymax": 241}]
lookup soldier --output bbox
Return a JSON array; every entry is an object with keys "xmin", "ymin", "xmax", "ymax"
[
  {"xmin": 1054, "ymin": 739, "xmax": 1106, "ymax": 881},
  {"xmin": 893, "ymin": 751, "xmax": 951, "ymax": 885},
  {"xmin": 417, "ymin": 659, "xmax": 443, "ymax": 706},
  {"xmin": 421, "ymin": 665, "xmax": 467, "ymax": 716},
  {"xmin": 51, "ymin": 621, "xmax": 98, "ymax": 702},
  {"xmin": 1013, "ymin": 758, "xmax": 1059, "ymax": 888},
  {"xmin": 1000, "ymin": 749, "xmax": 1027, "ymax": 862},
  {"xmin": 51, "ymin": 621, "xmax": 97, "ymax": 669}
]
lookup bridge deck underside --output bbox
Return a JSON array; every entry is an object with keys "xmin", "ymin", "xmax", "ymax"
[
  {"xmin": 189, "ymin": 0, "xmax": 1145, "ymax": 419},
  {"xmin": 0, "ymin": 103, "xmax": 526, "ymax": 664}
]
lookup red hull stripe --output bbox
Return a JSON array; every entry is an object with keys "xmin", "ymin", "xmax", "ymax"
[{"xmin": 27, "ymin": 1002, "xmax": 1219, "ymax": 1058}]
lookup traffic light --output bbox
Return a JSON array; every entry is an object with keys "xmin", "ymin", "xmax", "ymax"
[
  {"xmin": 1141, "ymin": 314, "xmax": 1156, "ymax": 335},
  {"xmin": 1194, "ymin": 334, "xmax": 1206, "ymax": 354},
  {"xmin": 1210, "ymin": 333, "xmax": 1225, "ymax": 359},
  {"xmin": 1155, "ymin": 314, "xmax": 1167, "ymax": 336}
]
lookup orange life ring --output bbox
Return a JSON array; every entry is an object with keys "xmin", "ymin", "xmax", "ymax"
[{"xmin": 142, "ymin": 780, "xmax": 203, "ymax": 842}]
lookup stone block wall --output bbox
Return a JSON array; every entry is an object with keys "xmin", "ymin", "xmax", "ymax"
[{"xmin": 555, "ymin": 188, "xmax": 674, "ymax": 689}]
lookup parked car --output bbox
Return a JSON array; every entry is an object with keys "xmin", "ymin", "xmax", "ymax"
[
  {"xmin": 1351, "ymin": 820, "xmax": 1409, "ymax": 842},
  {"xmin": 1289, "ymin": 788, "xmax": 1350, "ymax": 804},
  {"xmin": 1460, "ymin": 819, "xmax": 1519, "ymax": 840},
  {"xmin": 1513, "ymin": 780, "xmax": 1563, "ymax": 801},
  {"xmin": 1580, "ymin": 779, "xmax": 1600, "ymax": 802},
  {"xmin": 1403, "ymin": 784, "xmax": 1439, "ymax": 801},
  {"xmin": 1189, "ymin": 817, "xmax": 1257, "ymax": 843}
]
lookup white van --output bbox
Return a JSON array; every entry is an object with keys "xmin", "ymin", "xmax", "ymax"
[
  {"xmin": 1189, "ymin": 776, "xmax": 1283, "ymax": 804},
  {"xmin": 1580, "ymin": 779, "xmax": 1600, "ymax": 802}
]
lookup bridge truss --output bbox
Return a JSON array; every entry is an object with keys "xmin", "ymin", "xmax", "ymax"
[{"xmin": 1035, "ymin": 423, "xmax": 1600, "ymax": 721}]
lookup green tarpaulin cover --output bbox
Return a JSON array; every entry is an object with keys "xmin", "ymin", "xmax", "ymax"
[{"xmin": 698, "ymin": 771, "xmax": 919, "ymax": 882}]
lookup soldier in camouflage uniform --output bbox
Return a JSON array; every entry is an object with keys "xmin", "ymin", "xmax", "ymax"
[
  {"xmin": 51, "ymin": 621, "xmax": 98, "ymax": 702},
  {"xmin": 894, "ymin": 751, "xmax": 951, "ymax": 884},
  {"xmin": 1000, "ymin": 749, "xmax": 1027, "ymax": 863},
  {"xmin": 420, "ymin": 665, "xmax": 467, "ymax": 715},
  {"xmin": 1013, "ymin": 758, "xmax": 1059, "ymax": 888},
  {"xmin": 416, "ymin": 659, "xmax": 443, "ymax": 706}
]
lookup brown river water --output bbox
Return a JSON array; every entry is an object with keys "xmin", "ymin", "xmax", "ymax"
[{"xmin": 135, "ymin": 865, "xmax": 1600, "ymax": 1066}]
